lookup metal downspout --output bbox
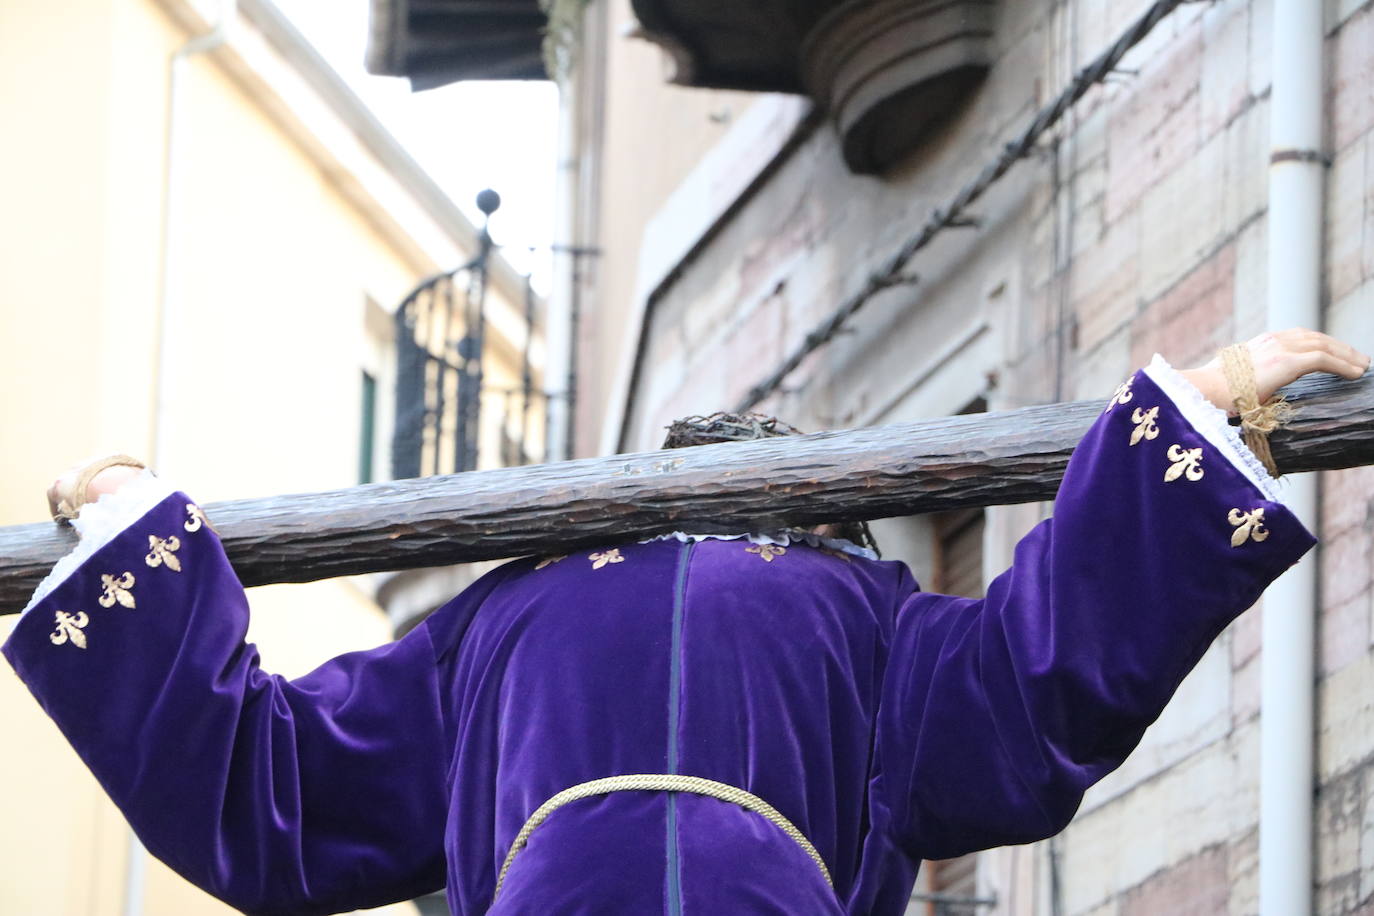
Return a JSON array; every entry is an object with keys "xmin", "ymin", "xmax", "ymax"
[
  {"xmin": 1259, "ymin": 2, "xmax": 1325, "ymax": 914},
  {"xmin": 130, "ymin": 4, "xmax": 235, "ymax": 916}
]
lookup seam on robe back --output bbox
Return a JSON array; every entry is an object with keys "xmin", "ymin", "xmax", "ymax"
[{"xmin": 665, "ymin": 541, "xmax": 694, "ymax": 915}]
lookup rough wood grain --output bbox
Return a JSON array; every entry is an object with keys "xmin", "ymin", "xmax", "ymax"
[{"xmin": 2, "ymin": 372, "xmax": 1371, "ymax": 614}]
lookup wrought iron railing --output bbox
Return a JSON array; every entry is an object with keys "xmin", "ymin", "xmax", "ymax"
[{"xmin": 391, "ymin": 190, "xmax": 547, "ymax": 479}]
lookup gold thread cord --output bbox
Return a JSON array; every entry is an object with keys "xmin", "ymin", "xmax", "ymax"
[
  {"xmin": 1219, "ymin": 344, "xmax": 1292, "ymax": 478},
  {"xmin": 492, "ymin": 774, "xmax": 833, "ymax": 900}
]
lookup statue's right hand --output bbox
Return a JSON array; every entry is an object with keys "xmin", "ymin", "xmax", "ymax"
[{"xmin": 47, "ymin": 460, "xmax": 145, "ymax": 520}]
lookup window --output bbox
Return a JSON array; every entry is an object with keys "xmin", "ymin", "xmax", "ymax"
[
  {"xmin": 914, "ymin": 853, "xmax": 980, "ymax": 915},
  {"xmin": 360, "ymin": 295, "xmax": 396, "ymax": 484},
  {"xmin": 359, "ymin": 370, "xmax": 377, "ymax": 484},
  {"xmin": 930, "ymin": 508, "xmax": 985, "ymax": 598},
  {"xmin": 911, "ymin": 466, "xmax": 988, "ymax": 916}
]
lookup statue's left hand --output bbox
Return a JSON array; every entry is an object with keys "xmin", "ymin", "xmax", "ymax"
[{"xmin": 1181, "ymin": 328, "xmax": 1370, "ymax": 412}]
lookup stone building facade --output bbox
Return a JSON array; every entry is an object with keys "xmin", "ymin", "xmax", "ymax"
[{"xmin": 560, "ymin": 0, "xmax": 1374, "ymax": 912}]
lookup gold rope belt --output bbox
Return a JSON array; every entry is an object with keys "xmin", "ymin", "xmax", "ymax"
[{"xmin": 492, "ymin": 773, "xmax": 833, "ymax": 900}]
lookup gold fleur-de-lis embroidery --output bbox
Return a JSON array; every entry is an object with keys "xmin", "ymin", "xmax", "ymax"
[
  {"xmin": 1108, "ymin": 377, "xmax": 1134, "ymax": 409},
  {"xmin": 1228, "ymin": 508, "xmax": 1270, "ymax": 547},
  {"xmin": 1130, "ymin": 406, "xmax": 1160, "ymax": 446},
  {"xmin": 50, "ymin": 610, "xmax": 90, "ymax": 649},
  {"xmin": 535, "ymin": 555, "xmax": 567, "ymax": 570},
  {"xmin": 589, "ymin": 549, "xmax": 624, "ymax": 570},
  {"xmin": 98, "ymin": 572, "xmax": 136, "ymax": 609},
  {"xmin": 184, "ymin": 503, "xmax": 213, "ymax": 533},
  {"xmin": 146, "ymin": 535, "xmax": 182, "ymax": 572},
  {"xmin": 746, "ymin": 544, "xmax": 787, "ymax": 562},
  {"xmin": 1164, "ymin": 444, "xmax": 1205, "ymax": 482}
]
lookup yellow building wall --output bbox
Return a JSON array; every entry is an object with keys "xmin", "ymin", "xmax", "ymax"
[
  {"xmin": 0, "ymin": 0, "xmax": 118, "ymax": 519},
  {"xmin": 0, "ymin": 0, "xmax": 521, "ymax": 913}
]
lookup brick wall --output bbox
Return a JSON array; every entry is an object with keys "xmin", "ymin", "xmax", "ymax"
[{"xmin": 597, "ymin": 0, "xmax": 1374, "ymax": 912}]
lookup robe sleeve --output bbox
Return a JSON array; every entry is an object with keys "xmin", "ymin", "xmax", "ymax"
[
  {"xmin": 2, "ymin": 476, "xmax": 450, "ymax": 916},
  {"xmin": 876, "ymin": 356, "xmax": 1317, "ymax": 861}
]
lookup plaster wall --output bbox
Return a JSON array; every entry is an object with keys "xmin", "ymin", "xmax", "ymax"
[
  {"xmin": 575, "ymin": 0, "xmax": 758, "ymax": 455},
  {"xmin": 0, "ymin": 0, "xmax": 525, "ymax": 912}
]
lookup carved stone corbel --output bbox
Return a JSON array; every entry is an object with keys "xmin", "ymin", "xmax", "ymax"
[{"xmin": 801, "ymin": 0, "xmax": 997, "ymax": 173}]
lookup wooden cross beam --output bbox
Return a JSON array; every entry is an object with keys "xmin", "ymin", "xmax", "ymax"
[{"xmin": 2, "ymin": 372, "xmax": 1371, "ymax": 614}]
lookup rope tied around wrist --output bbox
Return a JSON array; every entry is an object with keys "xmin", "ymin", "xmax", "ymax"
[
  {"xmin": 49, "ymin": 455, "xmax": 148, "ymax": 524},
  {"xmin": 1219, "ymin": 344, "xmax": 1292, "ymax": 478}
]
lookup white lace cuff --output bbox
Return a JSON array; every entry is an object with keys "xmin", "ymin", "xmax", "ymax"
[
  {"xmin": 22, "ymin": 470, "xmax": 178, "ymax": 616},
  {"xmin": 1143, "ymin": 354, "xmax": 1285, "ymax": 505}
]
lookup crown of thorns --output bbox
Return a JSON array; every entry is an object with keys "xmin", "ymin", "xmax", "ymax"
[
  {"xmin": 660, "ymin": 412, "xmax": 880, "ymax": 557},
  {"xmin": 661, "ymin": 412, "xmax": 805, "ymax": 449}
]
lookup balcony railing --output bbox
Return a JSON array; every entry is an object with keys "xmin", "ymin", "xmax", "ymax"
[{"xmin": 391, "ymin": 190, "xmax": 547, "ymax": 479}]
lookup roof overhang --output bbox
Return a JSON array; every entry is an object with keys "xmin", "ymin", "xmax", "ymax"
[
  {"xmin": 365, "ymin": 0, "xmax": 549, "ymax": 89},
  {"xmin": 632, "ymin": 0, "xmax": 996, "ymax": 173},
  {"xmin": 627, "ymin": 0, "xmax": 812, "ymax": 92},
  {"xmin": 364, "ymin": 0, "xmax": 996, "ymax": 174}
]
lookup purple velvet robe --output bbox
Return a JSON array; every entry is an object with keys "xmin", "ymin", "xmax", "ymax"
[{"xmin": 3, "ymin": 368, "xmax": 1314, "ymax": 915}]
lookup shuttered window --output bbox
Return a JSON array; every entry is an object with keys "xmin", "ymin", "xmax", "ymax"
[
  {"xmin": 931, "ymin": 508, "xmax": 985, "ymax": 598},
  {"xmin": 918, "ymin": 853, "xmax": 979, "ymax": 915}
]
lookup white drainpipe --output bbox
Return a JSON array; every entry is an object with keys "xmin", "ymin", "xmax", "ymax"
[
  {"xmin": 545, "ymin": 77, "xmax": 579, "ymax": 462},
  {"xmin": 150, "ymin": 2, "xmax": 235, "ymax": 469},
  {"xmin": 131, "ymin": 6, "xmax": 235, "ymax": 916},
  {"xmin": 1259, "ymin": 2, "xmax": 1324, "ymax": 914}
]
